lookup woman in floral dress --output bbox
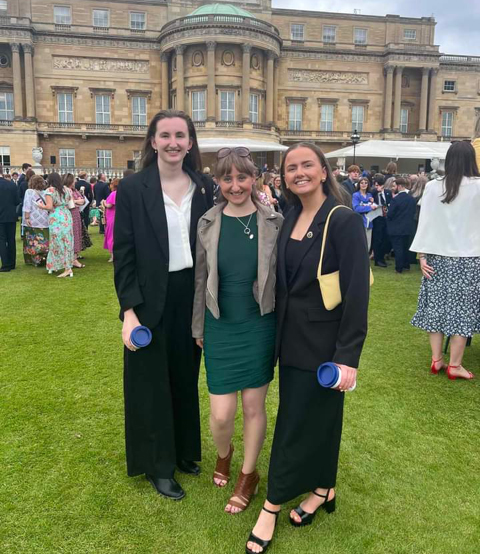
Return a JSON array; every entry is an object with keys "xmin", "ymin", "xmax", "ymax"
[
  {"xmin": 22, "ymin": 175, "xmax": 49, "ymax": 266},
  {"xmin": 37, "ymin": 172, "xmax": 75, "ymax": 278},
  {"xmin": 64, "ymin": 173, "xmax": 86, "ymax": 268}
]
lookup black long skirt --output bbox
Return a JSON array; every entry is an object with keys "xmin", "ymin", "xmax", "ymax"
[
  {"xmin": 267, "ymin": 365, "xmax": 344, "ymax": 505},
  {"xmin": 123, "ymin": 269, "xmax": 202, "ymax": 478}
]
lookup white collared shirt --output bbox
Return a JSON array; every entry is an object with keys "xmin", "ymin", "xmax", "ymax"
[{"xmin": 163, "ymin": 181, "xmax": 195, "ymax": 272}]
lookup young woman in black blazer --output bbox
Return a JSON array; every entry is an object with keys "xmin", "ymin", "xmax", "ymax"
[
  {"xmin": 246, "ymin": 143, "xmax": 370, "ymax": 554},
  {"xmin": 113, "ymin": 110, "xmax": 214, "ymax": 500}
]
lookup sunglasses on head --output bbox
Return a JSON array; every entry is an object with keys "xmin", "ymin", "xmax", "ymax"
[{"xmin": 217, "ymin": 147, "xmax": 251, "ymax": 160}]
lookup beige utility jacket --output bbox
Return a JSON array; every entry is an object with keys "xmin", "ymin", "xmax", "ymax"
[{"xmin": 192, "ymin": 203, "xmax": 283, "ymax": 339}]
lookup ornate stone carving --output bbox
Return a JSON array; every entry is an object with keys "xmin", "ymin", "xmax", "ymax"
[
  {"xmin": 401, "ymin": 75, "xmax": 410, "ymax": 88},
  {"xmin": 282, "ymin": 50, "xmax": 383, "ymax": 63},
  {"xmin": 221, "ymin": 50, "xmax": 235, "ymax": 67},
  {"xmin": 267, "ymin": 51, "xmax": 276, "ymax": 61},
  {"xmin": 52, "ymin": 56, "xmax": 149, "ymax": 73},
  {"xmin": 10, "ymin": 43, "xmax": 20, "ymax": 53},
  {"xmin": 175, "ymin": 45, "xmax": 185, "ymax": 55},
  {"xmin": 206, "ymin": 41, "xmax": 216, "ymax": 51},
  {"xmin": 288, "ymin": 69, "xmax": 368, "ymax": 85},
  {"xmin": 0, "ymin": 29, "xmax": 31, "ymax": 40},
  {"xmin": 36, "ymin": 34, "xmax": 160, "ymax": 50},
  {"xmin": 250, "ymin": 53, "xmax": 260, "ymax": 70},
  {"xmin": 22, "ymin": 43, "xmax": 34, "ymax": 55},
  {"xmin": 0, "ymin": 53, "xmax": 9, "ymax": 68},
  {"xmin": 126, "ymin": 89, "xmax": 152, "ymax": 100},
  {"xmin": 89, "ymin": 87, "xmax": 115, "ymax": 99},
  {"xmin": 32, "ymin": 147, "xmax": 43, "ymax": 165},
  {"xmin": 192, "ymin": 50, "xmax": 204, "ymax": 67},
  {"xmin": 161, "ymin": 52, "xmax": 169, "ymax": 62},
  {"xmin": 242, "ymin": 44, "xmax": 252, "ymax": 54}
]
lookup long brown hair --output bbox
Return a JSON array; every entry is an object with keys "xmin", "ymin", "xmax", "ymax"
[
  {"xmin": 47, "ymin": 172, "xmax": 65, "ymax": 198},
  {"xmin": 140, "ymin": 109, "xmax": 202, "ymax": 172},
  {"xmin": 442, "ymin": 141, "xmax": 480, "ymax": 204},
  {"xmin": 62, "ymin": 173, "xmax": 75, "ymax": 189},
  {"xmin": 280, "ymin": 142, "xmax": 347, "ymax": 207}
]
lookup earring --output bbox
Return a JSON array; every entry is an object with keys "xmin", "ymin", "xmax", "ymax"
[
  {"xmin": 154, "ymin": 149, "xmax": 158, "ymax": 154},
  {"xmin": 187, "ymin": 150, "xmax": 190, "ymax": 154}
]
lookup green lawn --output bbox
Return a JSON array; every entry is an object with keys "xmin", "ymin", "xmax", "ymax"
[{"xmin": 1, "ymin": 231, "xmax": 478, "ymax": 554}]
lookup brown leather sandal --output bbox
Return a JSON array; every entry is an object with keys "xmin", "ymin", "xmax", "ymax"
[
  {"xmin": 213, "ymin": 443, "xmax": 234, "ymax": 487},
  {"xmin": 226, "ymin": 469, "xmax": 260, "ymax": 513}
]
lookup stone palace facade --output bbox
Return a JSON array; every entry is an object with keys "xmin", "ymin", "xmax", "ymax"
[{"xmin": 0, "ymin": 0, "xmax": 479, "ymax": 171}]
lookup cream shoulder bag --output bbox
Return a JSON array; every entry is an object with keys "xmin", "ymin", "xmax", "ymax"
[{"xmin": 317, "ymin": 205, "xmax": 374, "ymax": 311}]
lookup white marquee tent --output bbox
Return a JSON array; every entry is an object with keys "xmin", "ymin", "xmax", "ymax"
[{"xmin": 325, "ymin": 140, "xmax": 452, "ymax": 161}]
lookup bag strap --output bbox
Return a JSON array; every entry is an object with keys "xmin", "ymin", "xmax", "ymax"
[{"xmin": 318, "ymin": 205, "xmax": 352, "ymax": 277}]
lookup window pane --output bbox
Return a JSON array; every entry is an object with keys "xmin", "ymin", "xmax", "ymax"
[
  {"xmin": 288, "ymin": 103, "xmax": 302, "ymax": 131},
  {"xmin": 249, "ymin": 93, "xmax": 259, "ymax": 123},
  {"xmin": 97, "ymin": 150, "xmax": 112, "ymax": 169},
  {"xmin": 320, "ymin": 104, "xmax": 334, "ymax": 132},
  {"xmin": 132, "ymin": 96, "xmax": 147, "ymax": 125},
  {"xmin": 404, "ymin": 29, "xmax": 416, "ymax": 40},
  {"xmin": 192, "ymin": 91, "xmax": 206, "ymax": 122},
  {"xmin": 95, "ymin": 95, "xmax": 110, "ymax": 124},
  {"xmin": 323, "ymin": 26, "xmax": 336, "ymax": 43},
  {"xmin": 59, "ymin": 149, "xmax": 75, "ymax": 167},
  {"xmin": 220, "ymin": 91, "xmax": 235, "ymax": 121},
  {"xmin": 58, "ymin": 93, "xmax": 73, "ymax": 122},
  {"xmin": 291, "ymin": 24, "xmax": 304, "ymax": 41},
  {"xmin": 442, "ymin": 112, "xmax": 453, "ymax": 137},
  {"xmin": 0, "ymin": 92, "xmax": 14, "ymax": 120},
  {"xmin": 400, "ymin": 108, "xmax": 408, "ymax": 133},
  {"xmin": 354, "ymin": 28, "xmax": 367, "ymax": 44},
  {"xmin": 443, "ymin": 80, "xmax": 455, "ymax": 92},
  {"xmin": 130, "ymin": 12, "xmax": 146, "ymax": 29},
  {"xmin": 54, "ymin": 6, "xmax": 71, "ymax": 25},
  {"xmin": 0, "ymin": 1, "xmax": 7, "ymax": 11},
  {"xmin": 352, "ymin": 106, "xmax": 364, "ymax": 132},
  {"xmin": 93, "ymin": 9, "xmax": 109, "ymax": 27}
]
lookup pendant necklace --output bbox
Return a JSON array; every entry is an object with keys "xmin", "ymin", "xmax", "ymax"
[{"xmin": 235, "ymin": 213, "xmax": 255, "ymax": 239}]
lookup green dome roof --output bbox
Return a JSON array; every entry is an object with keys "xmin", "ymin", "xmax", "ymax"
[{"xmin": 189, "ymin": 3, "xmax": 254, "ymax": 18}]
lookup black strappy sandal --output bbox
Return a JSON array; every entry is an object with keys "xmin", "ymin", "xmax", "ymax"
[
  {"xmin": 245, "ymin": 506, "xmax": 280, "ymax": 554},
  {"xmin": 289, "ymin": 488, "xmax": 335, "ymax": 527}
]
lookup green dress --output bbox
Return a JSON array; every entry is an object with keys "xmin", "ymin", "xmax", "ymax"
[{"xmin": 204, "ymin": 213, "xmax": 276, "ymax": 395}]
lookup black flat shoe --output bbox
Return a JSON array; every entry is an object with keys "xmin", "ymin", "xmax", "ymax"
[
  {"xmin": 145, "ymin": 475, "xmax": 185, "ymax": 500},
  {"xmin": 289, "ymin": 488, "xmax": 335, "ymax": 527},
  {"xmin": 246, "ymin": 507, "xmax": 280, "ymax": 554},
  {"xmin": 177, "ymin": 460, "xmax": 201, "ymax": 476},
  {"xmin": 375, "ymin": 261, "xmax": 387, "ymax": 268}
]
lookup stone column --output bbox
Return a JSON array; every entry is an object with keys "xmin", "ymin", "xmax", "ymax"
[
  {"xmin": 175, "ymin": 45, "xmax": 185, "ymax": 112},
  {"xmin": 206, "ymin": 41, "xmax": 216, "ymax": 121},
  {"xmin": 273, "ymin": 58, "xmax": 279, "ymax": 124},
  {"xmin": 22, "ymin": 44, "xmax": 36, "ymax": 119},
  {"xmin": 241, "ymin": 44, "xmax": 251, "ymax": 123},
  {"xmin": 11, "ymin": 43, "xmax": 24, "ymax": 119},
  {"xmin": 392, "ymin": 66, "xmax": 404, "ymax": 131},
  {"xmin": 266, "ymin": 51, "xmax": 275, "ymax": 124},
  {"xmin": 161, "ymin": 52, "xmax": 169, "ymax": 110},
  {"xmin": 427, "ymin": 68, "xmax": 439, "ymax": 132},
  {"xmin": 383, "ymin": 65, "xmax": 394, "ymax": 131},
  {"xmin": 418, "ymin": 67, "xmax": 430, "ymax": 132}
]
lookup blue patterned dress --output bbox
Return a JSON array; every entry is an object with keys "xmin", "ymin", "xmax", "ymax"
[{"xmin": 45, "ymin": 186, "xmax": 75, "ymax": 272}]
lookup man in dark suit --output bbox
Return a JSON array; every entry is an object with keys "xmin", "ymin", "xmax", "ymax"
[
  {"xmin": 371, "ymin": 173, "xmax": 392, "ymax": 267},
  {"xmin": 94, "ymin": 173, "xmax": 110, "ymax": 234},
  {"xmin": 75, "ymin": 171, "xmax": 93, "ymax": 228},
  {"xmin": 17, "ymin": 163, "xmax": 32, "ymax": 203},
  {"xmin": 341, "ymin": 164, "xmax": 360, "ymax": 196},
  {"xmin": 387, "ymin": 177, "xmax": 417, "ymax": 274},
  {"xmin": 0, "ymin": 174, "xmax": 20, "ymax": 272}
]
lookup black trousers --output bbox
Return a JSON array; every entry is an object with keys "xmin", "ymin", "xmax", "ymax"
[
  {"xmin": 123, "ymin": 269, "xmax": 202, "ymax": 478},
  {"xmin": 390, "ymin": 235, "xmax": 410, "ymax": 272},
  {"xmin": 81, "ymin": 207, "xmax": 90, "ymax": 229},
  {"xmin": 0, "ymin": 222, "xmax": 16, "ymax": 270},
  {"xmin": 372, "ymin": 217, "xmax": 390, "ymax": 263},
  {"xmin": 267, "ymin": 366, "xmax": 344, "ymax": 505}
]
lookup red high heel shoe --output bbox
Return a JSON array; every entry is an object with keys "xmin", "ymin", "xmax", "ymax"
[
  {"xmin": 446, "ymin": 365, "xmax": 475, "ymax": 380},
  {"xmin": 430, "ymin": 357, "xmax": 446, "ymax": 375}
]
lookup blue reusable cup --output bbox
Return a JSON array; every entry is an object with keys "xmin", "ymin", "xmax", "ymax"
[
  {"xmin": 317, "ymin": 362, "xmax": 356, "ymax": 391},
  {"xmin": 130, "ymin": 326, "xmax": 152, "ymax": 349}
]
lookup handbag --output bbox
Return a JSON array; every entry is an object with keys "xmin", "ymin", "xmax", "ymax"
[{"xmin": 317, "ymin": 205, "xmax": 374, "ymax": 311}]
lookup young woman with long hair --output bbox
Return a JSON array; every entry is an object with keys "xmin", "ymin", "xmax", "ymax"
[
  {"xmin": 113, "ymin": 110, "xmax": 214, "ymax": 500},
  {"xmin": 411, "ymin": 140, "xmax": 480, "ymax": 381},
  {"xmin": 63, "ymin": 173, "xmax": 86, "ymax": 268},
  {"xmin": 192, "ymin": 148, "xmax": 282, "ymax": 514},
  {"xmin": 246, "ymin": 142, "xmax": 370, "ymax": 554}
]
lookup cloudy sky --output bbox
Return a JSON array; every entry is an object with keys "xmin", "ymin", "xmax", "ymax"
[{"xmin": 273, "ymin": 0, "xmax": 480, "ymax": 56}]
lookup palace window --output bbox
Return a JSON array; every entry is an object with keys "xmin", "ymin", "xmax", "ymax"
[
  {"xmin": 58, "ymin": 93, "xmax": 73, "ymax": 123},
  {"xmin": 95, "ymin": 95, "xmax": 111, "ymax": 125},
  {"xmin": 323, "ymin": 25, "xmax": 336, "ymax": 43},
  {"xmin": 400, "ymin": 108, "xmax": 409, "ymax": 133},
  {"xmin": 132, "ymin": 96, "xmax": 147, "ymax": 125},
  {"xmin": 54, "ymin": 6, "xmax": 72, "ymax": 25},
  {"xmin": 220, "ymin": 91, "xmax": 235, "ymax": 121},
  {"xmin": 130, "ymin": 12, "xmax": 146, "ymax": 30},
  {"xmin": 354, "ymin": 28, "xmax": 367, "ymax": 45},
  {"xmin": 320, "ymin": 104, "xmax": 334, "ymax": 132},
  {"xmin": 97, "ymin": 150, "xmax": 112, "ymax": 169},
  {"xmin": 249, "ymin": 93, "xmax": 259, "ymax": 123},
  {"xmin": 191, "ymin": 91, "xmax": 206, "ymax": 122},
  {"xmin": 0, "ymin": 91, "xmax": 14, "ymax": 120},
  {"xmin": 288, "ymin": 103, "xmax": 303, "ymax": 131},
  {"xmin": 404, "ymin": 29, "xmax": 417, "ymax": 40},
  {"xmin": 0, "ymin": 1, "xmax": 7, "ymax": 12},
  {"xmin": 0, "ymin": 146, "xmax": 11, "ymax": 167},
  {"xmin": 59, "ymin": 149, "xmax": 75, "ymax": 167},
  {"xmin": 441, "ymin": 111, "xmax": 453, "ymax": 137},
  {"xmin": 93, "ymin": 9, "xmax": 109, "ymax": 28},
  {"xmin": 443, "ymin": 80, "xmax": 456, "ymax": 92},
  {"xmin": 291, "ymin": 24, "xmax": 305, "ymax": 41},
  {"xmin": 351, "ymin": 105, "xmax": 364, "ymax": 132}
]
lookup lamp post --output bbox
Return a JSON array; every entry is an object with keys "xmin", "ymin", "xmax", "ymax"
[{"xmin": 351, "ymin": 129, "xmax": 360, "ymax": 165}]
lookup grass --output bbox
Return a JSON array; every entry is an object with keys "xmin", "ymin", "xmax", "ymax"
[{"xmin": 0, "ymin": 230, "xmax": 479, "ymax": 554}]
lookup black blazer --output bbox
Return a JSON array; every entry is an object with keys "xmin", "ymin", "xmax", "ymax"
[
  {"xmin": 275, "ymin": 194, "xmax": 370, "ymax": 371},
  {"xmin": 0, "ymin": 178, "xmax": 20, "ymax": 222},
  {"xmin": 75, "ymin": 179, "xmax": 93, "ymax": 203},
  {"xmin": 113, "ymin": 162, "xmax": 214, "ymax": 329},
  {"xmin": 372, "ymin": 189, "xmax": 392, "ymax": 208},
  {"xmin": 94, "ymin": 181, "xmax": 110, "ymax": 205},
  {"xmin": 386, "ymin": 192, "xmax": 416, "ymax": 236}
]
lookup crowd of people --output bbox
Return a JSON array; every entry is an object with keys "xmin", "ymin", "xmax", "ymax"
[
  {"xmin": 0, "ymin": 166, "xmax": 134, "ymax": 276},
  {"xmin": 1, "ymin": 108, "xmax": 478, "ymax": 553}
]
